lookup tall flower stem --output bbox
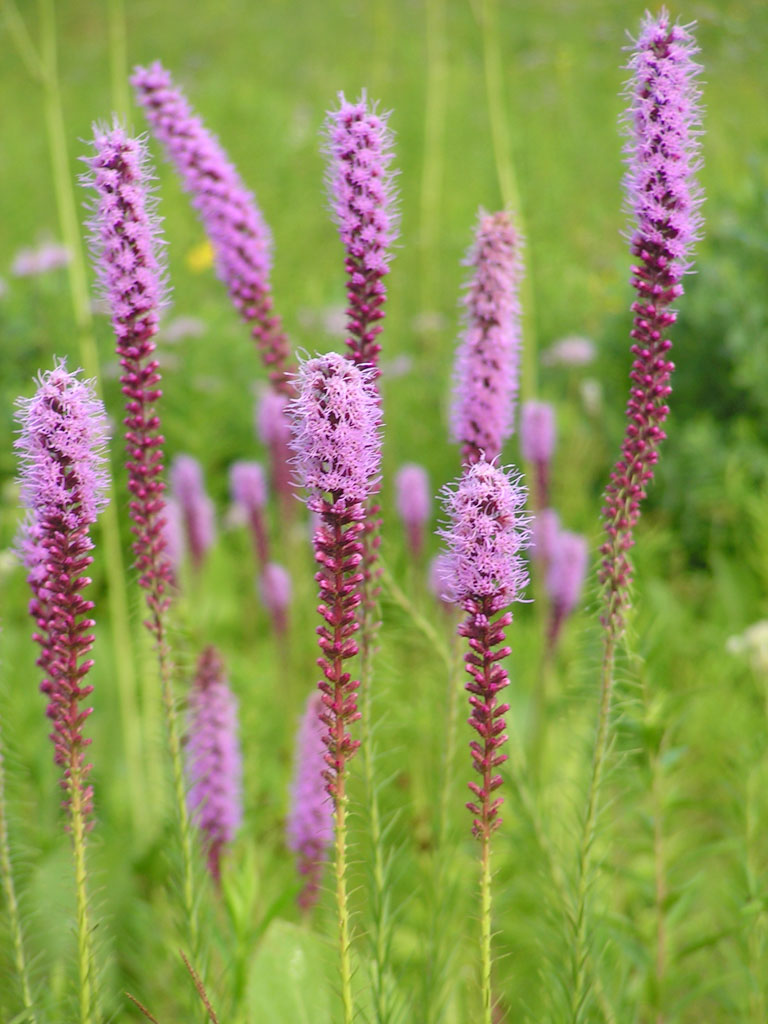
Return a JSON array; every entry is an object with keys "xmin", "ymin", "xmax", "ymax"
[
  {"xmin": 69, "ymin": 769, "xmax": 94, "ymax": 1024},
  {"xmin": 335, "ymin": 776, "xmax": 354, "ymax": 1024},
  {"xmin": 0, "ymin": 740, "xmax": 37, "ymax": 1023},
  {"xmin": 479, "ymin": 835, "xmax": 492, "ymax": 1024}
]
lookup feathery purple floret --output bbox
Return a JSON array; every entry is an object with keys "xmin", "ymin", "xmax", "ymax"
[
  {"xmin": 132, "ymin": 62, "xmax": 293, "ymax": 393},
  {"xmin": 451, "ymin": 211, "xmax": 523, "ymax": 466},
  {"xmin": 15, "ymin": 364, "xmax": 110, "ymax": 817},
  {"xmin": 600, "ymin": 11, "xmax": 702, "ymax": 635},
  {"xmin": 290, "ymin": 352, "xmax": 381, "ymax": 510},
  {"xmin": 325, "ymin": 93, "xmax": 397, "ymax": 373},
  {"xmin": 290, "ymin": 352, "xmax": 382, "ymax": 800},
  {"xmin": 439, "ymin": 458, "xmax": 529, "ymax": 838},
  {"xmin": 287, "ymin": 692, "xmax": 334, "ymax": 910},
  {"xmin": 395, "ymin": 463, "xmax": 431, "ymax": 557},
  {"xmin": 186, "ymin": 646, "xmax": 242, "ymax": 882},
  {"xmin": 170, "ymin": 454, "xmax": 215, "ymax": 570},
  {"xmin": 83, "ymin": 125, "xmax": 174, "ymax": 629}
]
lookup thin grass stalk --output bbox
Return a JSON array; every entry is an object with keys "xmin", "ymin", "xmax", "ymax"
[
  {"xmin": 569, "ymin": 636, "xmax": 615, "ymax": 1023},
  {"xmin": 477, "ymin": 0, "xmax": 537, "ymax": 401},
  {"xmin": 35, "ymin": 0, "xmax": 143, "ymax": 833},
  {"xmin": 0, "ymin": 741, "xmax": 37, "ymax": 1023}
]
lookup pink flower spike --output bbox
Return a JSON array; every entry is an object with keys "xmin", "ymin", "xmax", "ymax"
[
  {"xmin": 82, "ymin": 124, "xmax": 174, "ymax": 632},
  {"xmin": 451, "ymin": 210, "xmax": 524, "ymax": 466},
  {"xmin": 230, "ymin": 460, "xmax": 269, "ymax": 564},
  {"xmin": 324, "ymin": 92, "xmax": 398, "ymax": 373},
  {"xmin": 395, "ymin": 463, "xmax": 431, "ymax": 558},
  {"xmin": 186, "ymin": 646, "xmax": 243, "ymax": 883},
  {"xmin": 256, "ymin": 389, "xmax": 293, "ymax": 508},
  {"xmin": 547, "ymin": 530, "xmax": 589, "ymax": 647},
  {"xmin": 599, "ymin": 10, "xmax": 703, "ymax": 635},
  {"xmin": 439, "ymin": 458, "xmax": 530, "ymax": 839},
  {"xmin": 287, "ymin": 692, "xmax": 334, "ymax": 910},
  {"xmin": 132, "ymin": 62, "xmax": 294, "ymax": 394},
  {"xmin": 170, "ymin": 455, "xmax": 215, "ymax": 570},
  {"xmin": 259, "ymin": 562, "xmax": 291, "ymax": 636},
  {"xmin": 15, "ymin": 362, "xmax": 111, "ymax": 817},
  {"xmin": 520, "ymin": 400, "xmax": 556, "ymax": 508}
]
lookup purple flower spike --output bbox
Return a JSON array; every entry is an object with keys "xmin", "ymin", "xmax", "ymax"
[
  {"xmin": 325, "ymin": 92, "xmax": 398, "ymax": 373},
  {"xmin": 287, "ymin": 692, "xmax": 334, "ymax": 910},
  {"xmin": 439, "ymin": 458, "xmax": 530, "ymax": 839},
  {"xmin": 520, "ymin": 400, "xmax": 556, "ymax": 508},
  {"xmin": 83, "ymin": 125, "xmax": 174, "ymax": 632},
  {"xmin": 230, "ymin": 460, "xmax": 269, "ymax": 564},
  {"xmin": 547, "ymin": 530, "xmax": 589, "ymax": 647},
  {"xmin": 132, "ymin": 62, "xmax": 294, "ymax": 394},
  {"xmin": 290, "ymin": 352, "xmax": 382, "ymax": 801},
  {"xmin": 600, "ymin": 11, "xmax": 702, "ymax": 634},
  {"xmin": 186, "ymin": 646, "xmax": 243, "ymax": 883},
  {"xmin": 256, "ymin": 389, "xmax": 293, "ymax": 509},
  {"xmin": 531, "ymin": 507, "xmax": 560, "ymax": 568},
  {"xmin": 451, "ymin": 211, "xmax": 523, "ymax": 466},
  {"xmin": 395, "ymin": 463, "xmax": 431, "ymax": 558},
  {"xmin": 259, "ymin": 562, "xmax": 291, "ymax": 636},
  {"xmin": 15, "ymin": 363, "xmax": 110, "ymax": 817},
  {"xmin": 170, "ymin": 455, "xmax": 215, "ymax": 570}
]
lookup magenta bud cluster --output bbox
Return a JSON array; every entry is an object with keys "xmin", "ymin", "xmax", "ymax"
[
  {"xmin": 186, "ymin": 646, "xmax": 243, "ymax": 882},
  {"xmin": 15, "ymin": 364, "xmax": 110, "ymax": 817},
  {"xmin": 451, "ymin": 210, "xmax": 523, "ymax": 466}
]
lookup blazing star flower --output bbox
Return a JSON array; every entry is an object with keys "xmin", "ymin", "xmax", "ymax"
[
  {"xmin": 230, "ymin": 460, "xmax": 269, "ymax": 564},
  {"xmin": 546, "ymin": 529, "xmax": 589, "ymax": 647},
  {"xmin": 169, "ymin": 454, "xmax": 215, "ymax": 570},
  {"xmin": 451, "ymin": 211, "xmax": 523, "ymax": 466},
  {"xmin": 132, "ymin": 62, "xmax": 293, "ymax": 393},
  {"xmin": 15, "ymin": 363, "xmax": 110, "ymax": 816},
  {"xmin": 600, "ymin": 10, "xmax": 702, "ymax": 635},
  {"xmin": 83, "ymin": 124, "xmax": 174, "ymax": 630},
  {"xmin": 439, "ymin": 458, "xmax": 530, "ymax": 838},
  {"xmin": 395, "ymin": 463, "xmax": 431, "ymax": 558},
  {"xmin": 256, "ymin": 389, "xmax": 293, "ymax": 507},
  {"xmin": 186, "ymin": 646, "xmax": 243, "ymax": 882},
  {"xmin": 287, "ymin": 692, "xmax": 334, "ymax": 910},
  {"xmin": 259, "ymin": 562, "xmax": 291, "ymax": 635},
  {"xmin": 520, "ymin": 400, "xmax": 556, "ymax": 508},
  {"xmin": 289, "ymin": 351, "xmax": 381, "ymax": 800},
  {"xmin": 325, "ymin": 92, "xmax": 398, "ymax": 373}
]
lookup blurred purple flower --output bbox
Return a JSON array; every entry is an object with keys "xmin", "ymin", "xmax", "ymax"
[
  {"xmin": 230, "ymin": 460, "xmax": 269, "ymax": 564},
  {"xmin": 547, "ymin": 530, "xmax": 589, "ymax": 646},
  {"xmin": 11, "ymin": 240, "xmax": 71, "ymax": 277},
  {"xmin": 541, "ymin": 335, "xmax": 595, "ymax": 368},
  {"xmin": 520, "ymin": 400, "xmax": 556, "ymax": 508},
  {"xmin": 395, "ymin": 463, "xmax": 431, "ymax": 558},
  {"xmin": 451, "ymin": 211, "xmax": 523, "ymax": 466},
  {"xmin": 186, "ymin": 646, "xmax": 243, "ymax": 882},
  {"xmin": 170, "ymin": 455, "xmax": 215, "ymax": 570},
  {"xmin": 259, "ymin": 562, "xmax": 291, "ymax": 636},
  {"xmin": 256, "ymin": 389, "xmax": 293, "ymax": 508},
  {"xmin": 287, "ymin": 692, "xmax": 334, "ymax": 910}
]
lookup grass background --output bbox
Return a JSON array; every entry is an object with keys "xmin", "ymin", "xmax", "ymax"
[{"xmin": 1, "ymin": 0, "xmax": 768, "ymax": 1021}]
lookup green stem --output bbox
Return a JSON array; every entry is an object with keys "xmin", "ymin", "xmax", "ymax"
[
  {"xmin": 570, "ymin": 636, "xmax": 615, "ymax": 1023},
  {"xmin": 36, "ymin": 0, "xmax": 144, "ymax": 835},
  {"xmin": 419, "ymin": 0, "xmax": 446, "ymax": 319},
  {"xmin": 478, "ymin": 0, "xmax": 537, "ymax": 402},
  {"xmin": 479, "ymin": 834, "xmax": 492, "ymax": 1024},
  {"xmin": 652, "ymin": 748, "xmax": 666, "ymax": 1024},
  {"xmin": 0, "ymin": 742, "xmax": 37, "ymax": 1023},
  {"xmin": 69, "ymin": 771, "xmax": 94, "ymax": 1024},
  {"xmin": 108, "ymin": 0, "xmax": 129, "ymax": 118},
  {"xmin": 335, "ymin": 778, "xmax": 354, "ymax": 1024}
]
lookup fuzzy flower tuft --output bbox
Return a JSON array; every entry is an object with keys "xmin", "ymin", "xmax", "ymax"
[
  {"xmin": 186, "ymin": 646, "xmax": 243, "ymax": 882},
  {"xmin": 324, "ymin": 92, "xmax": 398, "ymax": 371},
  {"xmin": 15, "ymin": 363, "xmax": 110, "ymax": 815},
  {"xmin": 132, "ymin": 62, "xmax": 293, "ymax": 392},
  {"xmin": 439, "ymin": 459, "xmax": 530, "ymax": 606},
  {"xmin": 286, "ymin": 692, "xmax": 334, "ymax": 910},
  {"xmin": 290, "ymin": 352, "xmax": 381, "ymax": 509},
  {"xmin": 451, "ymin": 210, "xmax": 523, "ymax": 465}
]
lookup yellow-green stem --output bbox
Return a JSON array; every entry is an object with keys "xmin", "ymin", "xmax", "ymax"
[
  {"xmin": 479, "ymin": 0, "xmax": 537, "ymax": 403},
  {"xmin": 570, "ymin": 636, "xmax": 615, "ymax": 1022},
  {"xmin": 108, "ymin": 0, "xmax": 129, "ymax": 118},
  {"xmin": 36, "ymin": 0, "xmax": 144, "ymax": 834},
  {"xmin": 652, "ymin": 750, "xmax": 666, "ymax": 1024},
  {"xmin": 480, "ymin": 834, "xmax": 493, "ymax": 1024},
  {"xmin": 419, "ymin": 0, "xmax": 446, "ymax": 320},
  {"xmin": 0, "ymin": 745, "xmax": 37, "ymax": 1023},
  {"xmin": 68, "ymin": 772, "xmax": 93, "ymax": 1024},
  {"xmin": 335, "ymin": 780, "xmax": 354, "ymax": 1024}
]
